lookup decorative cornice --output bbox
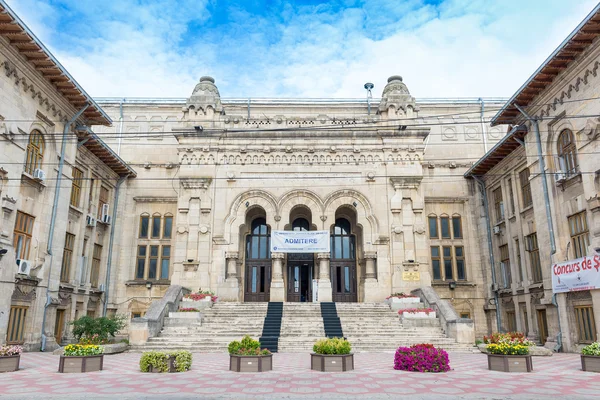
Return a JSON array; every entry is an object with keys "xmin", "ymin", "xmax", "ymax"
[
  {"xmin": 225, "ymin": 251, "xmax": 239, "ymax": 259},
  {"xmin": 317, "ymin": 253, "xmax": 330, "ymax": 259},
  {"xmin": 180, "ymin": 178, "xmax": 211, "ymax": 189},
  {"xmin": 133, "ymin": 196, "xmax": 178, "ymax": 203},
  {"xmin": 390, "ymin": 176, "xmax": 423, "ymax": 189}
]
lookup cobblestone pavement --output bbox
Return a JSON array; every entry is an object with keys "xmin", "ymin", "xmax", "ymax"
[{"xmin": 1, "ymin": 351, "xmax": 599, "ymax": 399}]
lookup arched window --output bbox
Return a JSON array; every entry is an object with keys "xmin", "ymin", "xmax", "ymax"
[
  {"xmin": 331, "ymin": 218, "xmax": 355, "ymax": 259},
  {"xmin": 151, "ymin": 213, "xmax": 161, "ymax": 238},
  {"xmin": 139, "ymin": 213, "xmax": 150, "ymax": 238},
  {"xmin": 246, "ymin": 217, "xmax": 270, "ymax": 259},
  {"xmin": 428, "ymin": 214, "xmax": 438, "ymax": 239},
  {"xmin": 25, "ymin": 130, "xmax": 45, "ymax": 174},
  {"xmin": 557, "ymin": 129, "xmax": 578, "ymax": 175},
  {"xmin": 292, "ymin": 218, "xmax": 309, "ymax": 231},
  {"xmin": 163, "ymin": 213, "xmax": 173, "ymax": 238}
]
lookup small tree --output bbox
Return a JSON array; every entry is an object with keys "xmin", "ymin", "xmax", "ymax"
[{"xmin": 71, "ymin": 315, "xmax": 126, "ymax": 344}]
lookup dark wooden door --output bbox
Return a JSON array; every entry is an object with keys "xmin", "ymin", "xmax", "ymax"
[
  {"xmin": 331, "ymin": 262, "xmax": 357, "ymax": 302},
  {"xmin": 244, "ymin": 261, "xmax": 271, "ymax": 302},
  {"xmin": 287, "ymin": 262, "xmax": 313, "ymax": 302}
]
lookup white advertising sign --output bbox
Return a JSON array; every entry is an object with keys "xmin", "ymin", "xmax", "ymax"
[
  {"xmin": 551, "ymin": 254, "xmax": 600, "ymax": 294},
  {"xmin": 270, "ymin": 230, "xmax": 330, "ymax": 253}
]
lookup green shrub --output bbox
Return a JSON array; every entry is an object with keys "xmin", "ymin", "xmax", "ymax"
[
  {"xmin": 71, "ymin": 315, "xmax": 126, "ymax": 343},
  {"xmin": 582, "ymin": 342, "xmax": 600, "ymax": 356},
  {"xmin": 228, "ymin": 335, "xmax": 270, "ymax": 356},
  {"xmin": 313, "ymin": 337, "xmax": 352, "ymax": 355},
  {"xmin": 139, "ymin": 350, "xmax": 192, "ymax": 372}
]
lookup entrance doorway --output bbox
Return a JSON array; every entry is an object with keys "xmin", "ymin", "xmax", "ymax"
[
  {"xmin": 287, "ymin": 260, "xmax": 313, "ymax": 302},
  {"xmin": 244, "ymin": 217, "xmax": 272, "ymax": 302}
]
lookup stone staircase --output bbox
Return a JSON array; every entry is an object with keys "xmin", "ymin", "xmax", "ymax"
[{"xmin": 131, "ymin": 301, "xmax": 472, "ymax": 353}]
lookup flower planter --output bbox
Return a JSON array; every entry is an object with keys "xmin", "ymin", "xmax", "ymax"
[
  {"xmin": 0, "ymin": 355, "xmax": 20, "ymax": 373},
  {"xmin": 311, "ymin": 353, "xmax": 354, "ymax": 372},
  {"xmin": 487, "ymin": 354, "xmax": 532, "ymax": 373},
  {"xmin": 400, "ymin": 311, "xmax": 436, "ymax": 319},
  {"xmin": 58, "ymin": 355, "xmax": 104, "ymax": 373},
  {"xmin": 388, "ymin": 297, "xmax": 421, "ymax": 311},
  {"xmin": 148, "ymin": 356, "xmax": 177, "ymax": 373},
  {"xmin": 581, "ymin": 355, "xmax": 600, "ymax": 372},
  {"xmin": 229, "ymin": 354, "xmax": 272, "ymax": 372}
]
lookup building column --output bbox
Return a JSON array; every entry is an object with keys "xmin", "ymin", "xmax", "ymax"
[
  {"xmin": 220, "ymin": 251, "xmax": 239, "ymax": 301},
  {"xmin": 363, "ymin": 251, "xmax": 380, "ymax": 302},
  {"xmin": 364, "ymin": 251, "xmax": 377, "ymax": 279},
  {"xmin": 591, "ymin": 290, "xmax": 600, "ymax": 345},
  {"xmin": 317, "ymin": 252, "xmax": 332, "ymax": 302},
  {"xmin": 270, "ymin": 252, "xmax": 285, "ymax": 302}
]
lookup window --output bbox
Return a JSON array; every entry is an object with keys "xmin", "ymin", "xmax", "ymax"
[
  {"xmin": 6, "ymin": 306, "xmax": 27, "ymax": 344},
  {"xmin": 24, "ymin": 130, "xmax": 44, "ymax": 174},
  {"xmin": 452, "ymin": 216, "xmax": 462, "ymax": 239},
  {"xmin": 515, "ymin": 239, "xmax": 524, "ymax": 282},
  {"xmin": 574, "ymin": 306, "xmax": 597, "ymax": 343},
  {"xmin": 135, "ymin": 245, "xmax": 171, "ymax": 280},
  {"xmin": 431, "ymin": 247, "xmax": 441, "ymax": 280},
  {"xmin": 506, "ymin": 311, "xmax": 517, "ymax": 332},
  {"xmin": 91, "ymin": 244, "xmax": 102, "ymax": 288},
  {"xmin": 292, "ymin": 218, "xmax": 309, "ymax": 231},
  {"xmin": 455, "ymin": 246, "xmax": 465, "ymax": 280},
  {"xmin": 443, "ymin": 246, "xmax": 453, "ymax": 280},
  {"xmin": 569, "ymin": 211, "xmax": 589, "ymax": 258},
  {"xmin": 460, "ymin": 312, "xmax": 471, "ymax": 319},
  {"xmin": 151, "ymin": 214, "xmax": 161, "ymax": 238},
  {"xmin": 97, "ymin": 186, "xmax": 109, "ymax": 219},
  {"xmin": 70, "ymin": 167, "xmax": 84, "ymax": 208},
  {"xmin": 557, "ymin": 129, "xmax": 578, "ymax": 175},
  {"xmin": 161, "ymin": 246, "xmax": 171, "ymax": 279},
  {"xmin": 440, "ymin": 216, "xmax": 450, "ymax": 239},
  {"xmin": 507, "ymin": 178, "xmax": 515, "ymax": 216},
  {"xmin": 428, "ymin": 216, "xmax": 438, "ymax": 239},
  {"xmin": 136, "ymin": 246, "xmax": 147, "ymax": 279},
  {"xmin": 163, "ymin": 215, "xmax": 173, "ymax": 238},
  {"xmin": 331, "ymin": 218, "xmax": 355, "ymax": 259},
  {"xmin": 499, "ymin": 244, "xmax": 511, "ymax": 288},
  {"xmin": 13, "ymin": 211, "xmax": 34, "ymax": 259},
  {"xmin": 60, "ymin": 233, "xmax": 75, "ymax": 283},
  {"xmin": 246, "ymin": 218, "xmax": 271, "ymax": 260},
  {"xmin": 139, "ymin": 215, "xmax": 149, "ymax": 238},
  {"xmin": 80, "ymin": 238, "xmax": 88, "ymax": 286},
  {"xmin": 148, "ymin": 245, "xmax": 159, "ymax": 279},
  {"xmin": 87, "ymin": 178, "xmax": 95, "ymax": 214},
  {"xmin": 519, "ymin": 168, "xmax": 532, "ymax": 209},
  {"xmin": 493, "ymin": 187, "xmax": 504, "ymax": 222},
  {"xmin": 526, "ymin": 233, "xmax": 542, "ymax": 283}
]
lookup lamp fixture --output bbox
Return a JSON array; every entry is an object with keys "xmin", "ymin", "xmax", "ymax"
[
  {"xmin": 145, "ymin": 282, "xmax": 152, "ymax": 290},
  {"xmin": 448, "ymin": 281, "xmax": 457, "ymax": 290}
]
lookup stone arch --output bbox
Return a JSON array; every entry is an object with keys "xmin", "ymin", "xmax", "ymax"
[
  {"xmin": 323, "ymin": 189, "xmax": 379, "ymax": 249},
  {"xmin": 278, "ymin": 189, "xmax": 325, "ymax": 229}
]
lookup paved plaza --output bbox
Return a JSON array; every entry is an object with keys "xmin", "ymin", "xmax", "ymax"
[{"xmin": 0, "ymin": 352, "xmax": 599, "ymax": 399}]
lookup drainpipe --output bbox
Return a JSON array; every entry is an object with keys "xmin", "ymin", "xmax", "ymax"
[
  {"xmin": 102, "ymin": 174, "xmax": 129, "ymax": 317},
  {"xmin": 41, "ymin": 103, "xmax": 89, "ymax": 351},
  {"xmin": 479, "ymin": 98, "xmax": 488, "ymax": 154},
  {"xmin": 117, "ymin": 98, "xmax": 125, "ymax": 156},
  {"xmin": 473, "ymin": 176, "xmax": 502, "ymax": 332},
  {"xmin": 514, "ymin": 104, "xmax": 560, "ymax": 351}
]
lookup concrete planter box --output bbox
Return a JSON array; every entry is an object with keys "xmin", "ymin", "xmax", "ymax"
[
  {"xmin": 581, "ymin": 355, "xmax": 600, "ymax": 372},
  {"xmin": 311, "ymin": 353, "xmax": 354, "ymax": 372},
  {"xmin": 148, "ymin": 356, "xmax": 177, "ymax": 373},
  {"xmin": 180, "ymin": 297, "xmax": 212, "ymax": 310},
  {"xmin": 388, "ymin": 297, "xmax": 421, "ymax": 311},
  {"xmin": 58, "ymin": 355, "xmax": 104, "ymax": 373},
  {"xmin": 229, "ymin": 354, "xmax": 272, "ymax": 372},
  {"xmin": 400, "ymin": 311, "xmax": 436, "ymax": 319},
  {"xmin": 0, "ymin": 355, "xmax": 20, "ymax": 373},
  {"xmin": 487, "ymin": 354, "xmax": 533, "ymax": 373},
  {"xmin": 169, "ymin": 312, "xmax": 202, "ymax": 319}
]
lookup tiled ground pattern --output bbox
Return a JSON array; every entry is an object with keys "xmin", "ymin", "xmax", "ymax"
[{"xmin": 1, "ymin": 352, "xmax": 599, "ymax": 399}]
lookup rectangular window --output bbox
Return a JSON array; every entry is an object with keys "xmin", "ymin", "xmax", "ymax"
[
  {"xmin": 97, "ymin": 186, "xmax": 109, "ymax": 219},
  {"xmin": 148, "ymin": 245, "xmax": 159, "ymax": 279},
  {"xmin": 460, "ymin": 312, "xmax": 471, "ymax": 319},
  {"xmin": 574, "ymin": 306, "xmax": 597, "ymax": 343},
  {"xmin": 506, "ymin": 311, "xmax": 517, "ymax": 332},
  {"xmin": 139, "ymin": 215, "xmax": 149, "ymax": 238},
  {"xmin": 91, "ymin": 244, "xmax": 102, "ymax": 288},
  {"xmin": 70, "ymin": 167, "xmax": 83, "ymax": 208},
  {"xmin": 440, "ymin": 216, "xmax": 450, "ymax": 239},
  {"xmin": 515, "ymin": 239, "xmax": 524, "ymax": 282},
  {"xmin": 6, "ymin": 306, "xmax": 27, "ymax": 344},
  {"xmin": 163, "ymin": 216, "xmax": 173, "ymax": 238},
  {"xmin": 13, "ymin": 211, "xmax": 35, "ymax": 260},
  {"xmin": 428, "ymin": 216, "xmax": 438, "ymax": 239},
  {"xmin": 452, "ymin": 216, "xmax": 462, "ymax": 239},
  {"xmin": 151, "ymin": 216, "xmax": 161, "ymax": 238},
  {"xmin": 493, "ymin": 187, "xmax": 504, "ymax": 222},
  {"xmin": 569, "ymin": 211, "xmax": 590, "ymax": 259},
  {"xmin": 455, "ymin": 246, "xmax": 465, "ymax": 280},
  {"xmin": 60, "ymin": 233, "xmax": 75, "ymax": 283},
  {"xmin": 136, "ymin": 245, "xmax": 147, "ymax": 279},
  {"xmin": 526, "ymin": 233, "xmax": 542, "ymax": 283},
  {"xmin": 499, "ymin": 244, "xmax": 511, "ymax": 288},
  {"xmin": 443, "ymin": 246, "xmax": 453, "ymax": 281},
  {"xmin": 161, "ymin": 246, "xmax": 170, "ymax": 279},
  {"xmin": 519, "ymin": 168, "xmax": 532, "ymax": 209},
  {"xmin": 507, "ymin": 178, "xmax": 515, "ymax": 216},
  {"xmin": 431, "ymin": 246, "xmax": 441, "ymax": 281}
]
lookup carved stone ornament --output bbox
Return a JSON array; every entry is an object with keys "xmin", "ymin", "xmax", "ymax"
[
  {"xmin": 177, "ymin": 225, "xmax": 188, "ymax": 234},
  {"xmin": 320, "ymin": 215, "xmax": 327, "ymax": 222},
  {"xmin": 413, "ymin": 224, "xmax": 426, "ymax": 235},
  {"xmin": 225, "ymin": 251, "xmax": 239, "ymax": 260},
  {"xmin": 11, "ymin": 283, "xmax": 37, "ymax": 302},
  {"xmin": 186, "ymin": 76, "xmax": 223, "ymax": 113},
  {"xmin": 180, "ymin": 178, "xmax": 211, "ymax": 190},
  {"xmin": 274, "ymin": 215, "xmax": 282, "ymax": 222},
  {"xmin": 364, "ymin": 251, "xmax": 377, "ymax": 259},
  {"xmin": 378, "ymin": 76, "xmax": 419, "ymax": 114},
  {"xmin": 317, "ymin": 253, "xmax": 330, "ymax": 260},
  {"xmin": 199, "ymin": 225, "xmax": 209, "ymax": 234},
  {"xmin": 271, "ymin": 252, "xmax": 286, "ymax": 259},
  {"xmin": 59, "ymin": 292, "xmax": 72, "ymax": 306},
  {"xmin": 392, "ymin": 225, "xmax": 403, "ymax": 234}
]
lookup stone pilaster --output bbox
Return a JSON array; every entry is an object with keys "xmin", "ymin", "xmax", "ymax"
[
  {"xmin": 363, "ymin": 251, "xmax": 381, "ymax": 302},
  {"xmin": 219, "ymin": 251, "xmax": 239, "ymax": 301},
  {"xmin": 317, "ymin": 252, "xmax": 332, "ymax": 302},
  {"xmin": 270, "ymin": 252, "xmax": 285, "ymax": 302},
  {"xmin": 364, "ymin": 251, "xmax": 377, "ymax": 280}
]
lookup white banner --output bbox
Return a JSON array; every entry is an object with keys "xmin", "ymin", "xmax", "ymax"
[
  {"xmin": 270, "ymin": 230, "xmax": 330, "ymax": 253},
  {"xmin": 551, "ymin": 254, "xmax": 600, "ymax": 294}
]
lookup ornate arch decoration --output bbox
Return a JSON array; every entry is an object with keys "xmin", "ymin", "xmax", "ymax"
[
  {"xmin": 323, "ymin": 189, "xmax": 379, "ymax": 247},
  {"xmin": 222, "ymin": 190, "xmax": 279, "ymax": 249},
  {"xmin": 278, "ymin": 189, "xmax": 324, "ymax": 225}
]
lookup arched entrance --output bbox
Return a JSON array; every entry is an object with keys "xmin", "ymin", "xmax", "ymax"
[
  {"xmin": 244, "ymin": 217, "xmax": 271, "ymax": 302},
  {"xmin": 287, "ymin": 217, "xmax": 314, "ymax": 302},
  {"xmin": 330, "ymin": 217, "xmax": 358, "ymax": 302}
]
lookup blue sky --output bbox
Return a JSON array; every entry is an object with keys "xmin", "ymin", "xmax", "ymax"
[{"xmin": 5, "ymin": 0, "xmax": 598, "ymax": 98}]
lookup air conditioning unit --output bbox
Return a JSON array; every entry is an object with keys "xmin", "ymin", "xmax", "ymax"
[
  {"xmin": 16, "ymin": 259, "xmax": 32, "ymax": 275},
  {"xmin": 493, "ymin": 226, "xmax": 501, "ymax": 235},
  {"xmin": 555, "ymin": 170, "xmax": 567, "ymax": 184},
  {"xmin": 98, "ymin": 283, "xmax": 105, "ymax": 292},
  {"xmin": 32, "ymin": 168, "xmax": 46, "ymax": 181},
  {"xmin": 101, "ymin": 214, "xmax": 111, "ymax": 224},
  {"xmin": 100, "ymin": 204, "xmax": 111, "ymax": 224},
  {"xmin": 86, "ymin": 214, "xmax": 97, "ymax": 227}
]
